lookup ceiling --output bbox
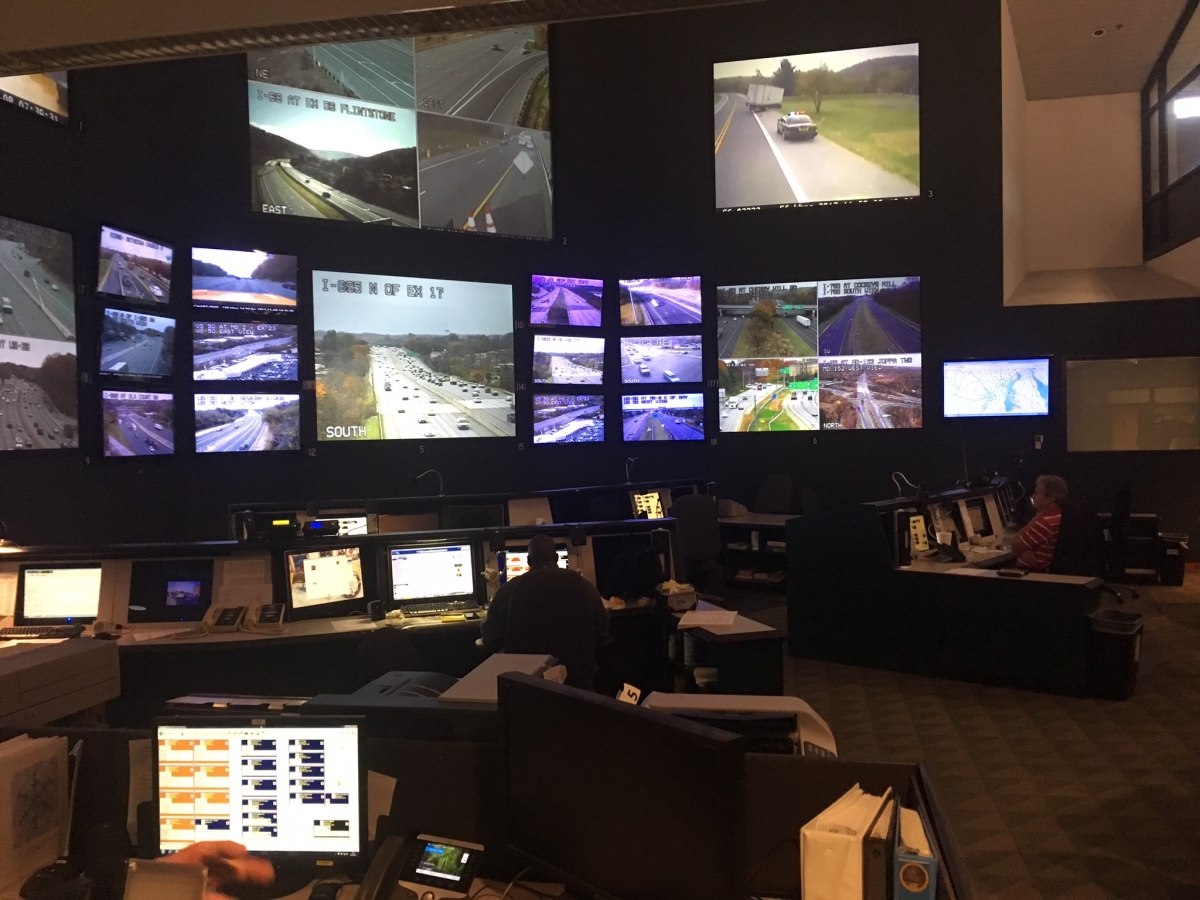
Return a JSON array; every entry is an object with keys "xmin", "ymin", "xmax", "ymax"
[{"xmin": 1008, "ymin": 0, "xmax": 1189, "ymax": 100}]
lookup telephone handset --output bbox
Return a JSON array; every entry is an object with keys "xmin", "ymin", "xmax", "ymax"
[
  {"xmin": 172, "ymin": 605, "xmax": 246, "ymax": 639},
  {"xmin": 357, "ymin": 835, "xmax": 413, "ymax": 900},
  {"xmin": 240, "ymin": 602, "xmax": 285, "ymax": 634}
]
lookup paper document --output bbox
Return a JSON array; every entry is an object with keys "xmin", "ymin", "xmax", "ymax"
[
  {"xmin": 0, "ymin": 572, "xmax": 16, "ymax": 616},
  {"xmin": 676, "ymin": 610, "xmax": 737, "ymax": 629},
  {"xmin": 330, "ymin": 618, "xmax": 378, "ymax": 632},
  {"xmin": 898, "ymin": 807, "xmax": 932, "ymax": 856},
  {"xmin": 367, "ymin": 771, "xmax": 396, "ymax": 840}
]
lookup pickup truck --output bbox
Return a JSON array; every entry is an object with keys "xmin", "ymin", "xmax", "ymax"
[{"xmin": 777, "ymin": 112, "xmax": 818, "ymax": 141}]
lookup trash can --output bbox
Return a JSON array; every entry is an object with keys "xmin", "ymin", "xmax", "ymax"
[
  {"xmin": 1088, "ymin": 609, "xmax": 1145, "ymax": 700},
  {"xmin": 1160, "ymin": 533, "xmax": 1189, "ymax": 586}
]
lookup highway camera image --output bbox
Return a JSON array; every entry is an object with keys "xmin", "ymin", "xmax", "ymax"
[
  {"xmin": 0, "ymin": 71, "xmax": 68, "ymax": 123},
  {"xmin": 531, "ymin": 275, "xmax": 601, "ymax": 326},
  {"xmin": 102, "ymin": 391, "xmax": 174, "ymax": 457},
  {"xmin": 194, "ymin": 393, "xmax": 300, "ymax": 453},
  {"xmin": 719, "ymin": 358, "xmax": 818, "ymax": 432},
  {"xmin": 192, "ymin": 248, "xmax": 298, "ymax": 310},
  {"xmin": 621, "ymin": 336, "xmax": 702, "ymax": 384},
  {"xmin": 97, "ymin": 226, "xmax": 172, "ymax": 305},
  {"xmin": 714, "ymin": 43, "xmax": 919, "ymax": 208},
  {"xmin": 100, "ymin": 308, "xmax": 174, "ymax": 377},
  {"xmin": 314, "ymin": 270, "xmax": 514, "ymax": 441},
  {"xmin": 818, "ymin": 355, "xmax": 922, "ymax": 429},
  {"xmin": 717, "ymin": 282, "xmax": 817, "ymax": 359},
  {"xmin": 619, "ymin": 277, "xmax": 702, "ymax": 326},
  {"xmin": 621, "ymin": 393, "xmax": 705, "ymax": 442},
  {"xmin": 533, "ymin": 395, "xmax": 604, "ymax": 444},
  {"xmin": 249, "ymin": 26, "xmax": 551, "ymax": 238},
  {"xmin": 0, "ymin": 214, "xmax": 78, "ymax": 450},
  {"xmin": 532, "ymin": 334, "xmax": 604, "ymax": 385},
  {"xmin": 817, "ymin": 277, "xmax": 920, "ymax": 357},
  {"xmin": 193, "ymin": 322, "xmax": 299, "ymax": 381}
]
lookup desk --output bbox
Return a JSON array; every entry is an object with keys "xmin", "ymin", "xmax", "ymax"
[
  {"xmin": 671, "ymin": 600, "xmax": 784, "ymax": 695},
  {"xmin": 718, "ymin": 515, "xmax": 795, "ymax": 590},
  {"xmin": 0, "ymin": 638, "xmax": 120, "ymax": 726}
]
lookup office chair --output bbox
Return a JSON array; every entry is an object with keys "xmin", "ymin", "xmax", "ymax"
[
  {"xmin": 670, "ymin": 493, "xmax": 724, "ymax": 589},
  {"xmin": 752, "ymin": 474, "xmax": 793, "ymax": 515},
  {"xmin": 357, "ymin": 626, "xmax": 428, "ymax": 684},
  {"xmin": 1050, "ymin": 498, "xmax": 1136, "ymax": 602}
]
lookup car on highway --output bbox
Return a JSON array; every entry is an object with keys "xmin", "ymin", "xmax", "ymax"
[
  {"xmin": 149, "ymin": 284, "xmax": 163, "ymax": 297},
  {"xmin": 418, "ymin": 417, "xmax": 428, "ymax": 424},
  {"xmin": 424, "ymin": 431, "xmax": 436, "ymax": 438},
  {"xmin": 0, "ymin": 298, "xmax": 11, "ymax": 315},
  {"xmin": 455, "ymin": 418, "xmax": 470, "ymax": 430},
  {"xmin": 506, "ymin": 412, "xmax": 517, "ymax": 423},
  {"xmin": 777, "ymin": 112, "xmax": 818, "ymax": 141},
  {"xmin": 473, "ymin": 398, "xmax": 482, "ymax": 404},
  {"xmin": 384, "ymin": 383, "xmax": 391, "ymax": 391},
  {"xmin": 638, "ymin": 363, "xmax": 650, "ymax": 376},
  {"xmin": 662, "ymin": 370, "xmax": 680, "ymax": 383}
]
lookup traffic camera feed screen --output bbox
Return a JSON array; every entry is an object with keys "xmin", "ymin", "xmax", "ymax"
[
  {"xmin": 102, "ymin": 390, "xmax": 173, "ymax": 457},
  {"xmin": 718, "ymin": 276, "xmax": 921, "ymax": 431},
  {"xmin": 97, "ymin": 226, "xmax": 173, "ymax": 305},
  {"xmin": 621, "ymin": 393, "xmax": 705, "ymax": 441},
  {"xmin": 192, "ymin": 248, "xmax": 298, "ymax": 311},
  {"xmin": 0, "ymin": 72, "xmax": 68, "ymax": 123},
  {"xmin": 0, "ymin": 214, "xmax": 78, "ymax": 451},
  {"xmin": 619, "ymin": 277, "xmax": 702, "ymax": 326},
  {"xmin": 620, "ymin": 335, "xmax": 702, "ymax": 384},
  {"xmin": 532, "ymin": 335, "xmax": 604, "ymax": 385},
  {"xmin": 193, "ymin": 322, "xmax": 299, "ymax": 381},
  {"xmin": 531, "ymin": 275, "xmax": 602, "ymax": 326},
  {"xmin": 533, "ymin": 394, "xmax": 604, "ymax": 444},
  {"xmin": 100, "ymin": 308, "xmax": 174, "ymax": 377},
  {"xmin": 313, "ymin": 270, "xmax": 514, "ymax": 441},
  {"xmin": 713, "ymin": 43, "xmax": 919, "ymax": 209},
  {"xmin": 248, "ymin": 26, "xmax": 552, "ymax": 239},
  {"xmin": 194, "ymin": 393, "xmax": 300, "ymax": 453},
  {"xmin": 943, "ymin": 358, "xmax": 1050, "ymax": 418}
]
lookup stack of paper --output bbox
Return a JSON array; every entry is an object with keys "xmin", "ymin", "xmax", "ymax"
[
  {"xmin": 0, "ymin": 735, "xmax": 68, "ymax": 888},
  {"xmin": 799, "ymin": 784, "xmax": 892, "ymax": 900}
]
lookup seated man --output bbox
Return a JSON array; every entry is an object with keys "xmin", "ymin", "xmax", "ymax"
[
  {"xmin": 1011, "ymin": 475, "xmax": 1067, "ymax": 571},
  {"xmin": 482, "ymin": 534, "xmax": 609, "ymax": 689}
]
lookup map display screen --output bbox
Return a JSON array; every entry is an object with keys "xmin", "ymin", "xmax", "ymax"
[{"xmin": 943, "ymin": 358, "xmax": 1049, "ymax": 418}]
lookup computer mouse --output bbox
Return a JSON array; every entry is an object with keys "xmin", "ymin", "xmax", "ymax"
[
  {"xmin": 91, "ymin": 631, "xmax": 120, "ymax": 641},
  {"xmin": 19, "ymin": 862, "xmax": 86, "ymax": 900}
]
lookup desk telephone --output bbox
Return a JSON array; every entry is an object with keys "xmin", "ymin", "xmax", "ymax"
[
  {"xmin": 357, "ymin": 834, "xmax": 484, "ymax": 900},
  {"xmin": 171, "ymin": 603, "xmax": 286, "ymax": 638}
]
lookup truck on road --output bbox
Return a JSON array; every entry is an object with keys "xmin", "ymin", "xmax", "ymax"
[
  {"xmin": 795, "ymin": 314, "xmax": 811, "ymax": 327},
  {"xmin": 746, "ymin": 83, "xmax": 784, "ymax": 112}
]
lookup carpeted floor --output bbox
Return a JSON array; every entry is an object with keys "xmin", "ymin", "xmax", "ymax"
[{"xmin": 718, "ymin": 572, "xmax": 1200, "ymax": 900}]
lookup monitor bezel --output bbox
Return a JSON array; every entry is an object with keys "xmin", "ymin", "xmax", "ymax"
[
  {"xmin": 942, "ymin": 356, "xmax": 1052, "ymax": 419},
  {"xmin": 384, "ymin": 540, "xmax": 479, "ymax": 610},
  {"xmin": 96, "ymin": 223, "xmax": 175, "ymax": 308},
  {"xmin": 277, "ymin": 546, "xmax": 372, "ymax": 622},
  {"xmin": 152, "ymin": 715, "xmax": 368, "ymax": 873},
  {"xmin": 15, "ymin": 562, "xmax": 103, "ymax": 625}
]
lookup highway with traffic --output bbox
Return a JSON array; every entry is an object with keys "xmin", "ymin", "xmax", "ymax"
[
  {"xmin": 713, "ymin": 93, "xmax": 918, "ymax": 207},
  {"xmin": 538, "ymin": 355, "xmax": 602, "ymax": 385},
  {"xmin": 818, "ymin": 295, "xmax": 920, "ymax": 357},
  {"xmin": 416, "ymin": 29, "xmax": 547, "ymax": 125},
  {"xmin": 0, "ymin": 238, "xmax": 74, "ymax": 341},
  {"xmin": 107, "ymin": 411, "xmax": 173, "ymax": 456},
  {"xmin": 820, "ymin": 370, "xmax": 923, "ymax": 429},
  {"xmin": 717, "ymin": 312, "xmax": 818, "ymax": 359},
  {"xmin": 98, "ymin": 254, "xmax": 168, "ymax": 304},
  {"xmin": 312, "ymin": 40, "xmax": 415, "ymax": 108},
  {"xmin": 0, "ymin": 378, "xmax": 75, "ymax": 450},
  {"xmin": 620, "ymin": 283, "xmax": 702, "ymax": 326},
  {"xmin": 196, "ymin": 410, "xmax": 267, "ymax": 453},
  {"xmin": 533, "ymin": 400, "xmax": 604, "ymax": 443},
  {"xmin": 720, "ymin": 385, "xmax": 818, "ymax": 432},
  {"xmin": 368, "ymin": 346, "xmax": 515, "ymax": 439},
  {"xmin": 257, "ymin": 159, "xmax": 419, "ymax": 226},
  {"xmin": 622, "ymin": 408, "xmax": 704, "ymax": 441},
  {"xmin": 193, "ymin": 334, "xmax": 297, "ymax": 381},
  {"xmin": 621, "ymin": 342, "xmax": 702, "ymax": 383},
  {"xmin": 531, "ymin": 284, "xmax": 601, "ymax": 326},
  {"xmin": 101, "ymin": 332, "xmax": 168, "ymax": 376}
]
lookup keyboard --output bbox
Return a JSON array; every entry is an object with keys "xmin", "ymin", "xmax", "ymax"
[
  {"xmin": 397, "ymin": 600, "xmax": 475, "ymax": 617},
  {"xmin": 0, "ymin": 624, "xmax": 86, "ymax": 640}
]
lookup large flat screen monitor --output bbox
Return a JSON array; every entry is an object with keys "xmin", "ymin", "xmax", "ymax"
[
  {"xmin": 192, "ymin": 248, "xmax": 298, "ymax": 311},
  {"xmin": 1066, "ymin": 356, "xmax": 1200, "ymax": 451},
  {"xmin": 194, "ymin": 393, "xmax": 300, "ymax": 453},
  {"xmin": 389, "ymin": 543, "xmax": 475, "ymax": 606},
  {"xmin": 943, "ymin": 358, "xmax": 1050, "ymax": 418},
  {"xmin": 531, "ymin": 275, "xmax": 601, "ymax": 327},
  {"xmin": 499, "ymin": 673, "xmax": 745, "ymax": 900},
  {"xmin": 532, "ymin": 334, "xmax": 604, "ymax": 385},
  {"xmin": 99, "ymin": 308, "xmax": 174, "ymax": 377},
  {"xmin": 313, "ymin": 270, "xmax": 513, "ymax": 441},
  {"xmin": 0, "ymin": 72, "xmax": 68, "ymax": 123},
  {"xmin": 619, "ymin": 277, "xmax": 701, "ymax": 326},
  {"xmin": 102, "ymin": 390, "xmax": 174, "ymax": 457},
  {"xmin": 621, "ymin": 393, "xmax": 705, "ymax": 442},
  {"xmin": 97, "ymin": 226, "xmax": 172, "ymax": 306},
  {"xmin": 128, "ymin": 560, "xmax": 214, "ymax": 623},
  {"xmin": 16, "ymin": 564, "xmax": 103, "ymax": 624},
  {"xmin": 285, "ymin": 547, "xmax": 366, "ymax": 619},
  {"xmin": 248, "ymin": 26, "xmax": 552, "ymax": 239},
  {"xmin": 713, "ymin": 43, "xmax": 919, "ymax": 209},
  {"xmin": 155, "ymin": 717, "xmax": 365, "ymax": 869},
  {"xmin": 193, "ymin": 322, "xmax": 299, "ymax": 382},
  {"xmin": 532, "ymin": 394, "xmax": 604, "ymax": 444},
  {"xmin": 0, "ymin": 213, "xmax": 79, "ymax": 450}
]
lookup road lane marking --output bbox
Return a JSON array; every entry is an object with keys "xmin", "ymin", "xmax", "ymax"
[
  {"xmin": 749, "ymin": 111, "xmax": 808, "ymax": 203},
  {"xmin": 463, "ymin": 161, "xmax": 515, "ymax": 226},
  {"xmin": 714, "ymin": 104, "xmax": 736, "ymax": 154}
]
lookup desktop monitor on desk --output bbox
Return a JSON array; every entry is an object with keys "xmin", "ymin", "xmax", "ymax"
[
  {"xmin": 128, "ymin": 559, "xmax": 214, "ymax": 623},
  {"xmin": 15, "ymin": 564, "xmax": 103, "ymax": 625},
  {"xmin": 630, "ymin": 488, "xmax": 670, "ymax": 519},
  {"xmin": 497, "ymin": 547, "xmax": 569, "ymax": 583},
  {"xmin": 499, "ymin": 673, "xmax": 746, "ymax": 900},
  {"xmin": 388, "ymin": 542, "xmax": 478, "ymax": 613},
  {"xmin": 284, "ymin": 547, "xmax": 367, "ymax": 621}
]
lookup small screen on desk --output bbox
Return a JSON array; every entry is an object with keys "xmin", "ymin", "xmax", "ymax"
[
  {"xmin": 286, "ymin": 548, "xmax": 364, "ymax": 609},
  {"xmin": 631, "ymin": 491, "xmax": 665, "ymax": 519},
  {"xmin": 414, "ymin": 841, "xmax": 471, "ymax": 883},
  {"xmin": 390, "ymin": 544, "xmax": 474, "ymax": 602},
  {"xmin": 18, "ymin": 565, "xmax": 102, "ymax": 622},
  {"xmin": 499, "ymin": 548, "xmax": 569, "ymax": 583}
]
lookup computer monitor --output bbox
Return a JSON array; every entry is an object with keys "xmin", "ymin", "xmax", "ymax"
[
  {"xmin": 497, "ymin": 547, "xmax": 569, "ymax": 583},
  {"xmin": 389, "ymin": 543, "xmax": 476, "ymax": 607},
  {"xmin": 15, "ymin": 564, "xmax": 103, "ymax": 625},
  {"xmin": 943, "ymin": 358, "xmax": 1050, "ymax": 418},
  {"xmin": 128, "ymin": 559, "xmax": 214, "ymax": 623},
  {"xmin": 499, "ymin": 673, "xmax": 746, "ymax": 900},
  {"xmin": 154, "ymin": 716, "xmax": 366, "ymax": 872},
  {"xmin": 284, "ymin": 547, "xmax": 366, "ymax": 621},
  {"xmin": 630, "ymin": 489, "xmax": 668, "ymax": 519},
  {"xmin": 959, "ymin": 498, "xmax": 993, "ymax": 538}
]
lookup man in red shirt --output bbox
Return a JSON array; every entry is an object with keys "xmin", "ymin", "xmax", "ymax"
[{"xmin": 1011, "ymin": 475, "xmax": 1067, "ymax": 571}]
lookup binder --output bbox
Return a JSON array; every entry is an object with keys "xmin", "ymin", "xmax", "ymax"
[
  {"xmin": 799, "ymin": 784, "xmax": 890, "ymax": 900},
  {"xmin": 893, "ymin": 806, "xmax": 938, "ymax": 900},
  {"xmin": 862, "ymin": 796, "xmax": 895, "ymax": 900}
]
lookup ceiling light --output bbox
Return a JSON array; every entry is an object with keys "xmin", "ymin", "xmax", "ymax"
[
  {"xmin": 1092, "ymin": 28, "xmax": 1107, "ymax": 37},
  {"xmin": 1174, "ymin": 96, "xmax": 1200, "ymax": 119}
]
